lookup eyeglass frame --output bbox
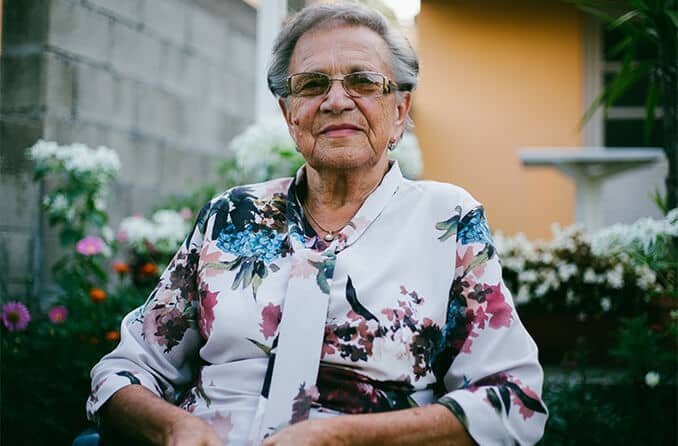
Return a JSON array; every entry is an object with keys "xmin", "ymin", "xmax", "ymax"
[{"xmin": 283, "ymin": 71, "xmax": 398, "ymax": 98}]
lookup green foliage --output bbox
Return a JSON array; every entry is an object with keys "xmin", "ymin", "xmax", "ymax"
[
  {"xmin": 610, "ymin": 314, "xmax": 677, "ymax": 383},
  {"xmin": 570, "ymin": 0, "xmax": 678, "ymax": 209}
]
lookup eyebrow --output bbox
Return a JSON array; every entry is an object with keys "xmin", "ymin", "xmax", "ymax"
[{"xmin": 303, "ymin": 65, "xmax": 381, "ymax": 75}]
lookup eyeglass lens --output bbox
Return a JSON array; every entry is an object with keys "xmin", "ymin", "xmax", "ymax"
[{"xmin": 289, "ymin": 72, "xmax": 386, "ymax": 97}]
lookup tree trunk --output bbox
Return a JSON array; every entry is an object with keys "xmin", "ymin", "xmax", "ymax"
[{"xmin": 658, "ymin": 7, "xmax": 678, "ymax": 211}]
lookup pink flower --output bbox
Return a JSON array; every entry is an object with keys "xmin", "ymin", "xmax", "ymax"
[
  {"xmin": 180, "ymin": 207, "xmax": 193, "ymax": 220},
  {"xmin": 2, "ymin": 301, "xmax": 31, "ymax": 332},
  {"xmin": 76, "ymin": 236, "xmax": 105, "ymax": 256},
  {"xmin": 116, "ymin": 230, "xmax": 128, "ymax": 243},
  {"xmin": 48, "ymin": 306, "xmax": 68, "ymax": 324}
]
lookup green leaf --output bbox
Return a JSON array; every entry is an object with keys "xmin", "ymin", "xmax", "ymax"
[
  {"xmin": 59, "ymin": 228, "xmax": 82, "ymax": 247},
  {"xmin": 610, "ymin": 9, "xmax": 641, "ymax": 29},
  {"xmin": 247, "ymin": 338, "xmax": 272, "ymax": 355},
  {"xmin": 667, "ymin": 10, "xmax": 678, "ymax": 28}
]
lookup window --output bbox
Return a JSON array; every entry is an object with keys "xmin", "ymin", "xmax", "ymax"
[{"xmin": 582, "ymin": 17, "xmax": 663, "ymax": 148}]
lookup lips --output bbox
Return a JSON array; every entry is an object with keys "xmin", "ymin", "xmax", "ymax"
[{"xmin": 321, "ymin": 123, "xmax": 362, "ymax": 136}]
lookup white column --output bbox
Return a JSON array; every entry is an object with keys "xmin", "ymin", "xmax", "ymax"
[{"xmin": 255, "ymin": 0, "xmax": 288, "ymax": 123}]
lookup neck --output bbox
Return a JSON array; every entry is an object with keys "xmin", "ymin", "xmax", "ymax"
[
  {"xmin": 304, "ymin": 157, "xmax": 390, "ymax": 209},
  {"xmin": 300, "ymin": 158, "xmax": 390, "ymax": 236}
]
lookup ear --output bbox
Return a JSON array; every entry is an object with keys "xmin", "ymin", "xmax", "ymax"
[
  {"xmin": 393, "ymin": 92, "xmax": 412, "ymax": 136},
  {"xmin": 278, "ymin": 97, "xmax": 299, "ymax": 141},
  {"xmin": 278, "ymin": 97, "xmax": 294, "ymax": 127}
]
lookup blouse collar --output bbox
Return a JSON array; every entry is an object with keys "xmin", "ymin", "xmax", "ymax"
[{"xmin": 286, "ymin": 161, "xmax": 404, "ymax": 252}]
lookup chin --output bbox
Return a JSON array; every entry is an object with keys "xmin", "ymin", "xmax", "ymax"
[{"xmin": 308, "ymin": 151, "xmax": 384, "ymax": 172}]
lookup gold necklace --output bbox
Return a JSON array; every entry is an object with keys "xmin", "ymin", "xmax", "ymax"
[
  {"xmin": 302, "ymin": 204, "xmax": 349, "ymax": 242},
  {"xmin": 301, "ymin": 180, "xmax": 382, "ymax": 242}
]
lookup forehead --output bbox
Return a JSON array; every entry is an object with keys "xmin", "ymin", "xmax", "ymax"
[{"xmin": 289, "ymin": 25, "xmax": 392, "ymax": 75}]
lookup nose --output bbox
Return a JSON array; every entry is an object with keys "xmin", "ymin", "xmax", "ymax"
[{"xmin": 319, "ymin": 79, "xmax": 356, "ymax": 114}]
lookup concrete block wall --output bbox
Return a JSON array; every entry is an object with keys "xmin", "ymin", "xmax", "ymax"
[{"xmin": 1, "ymin": 0, "xmax": 257, "ymax": 297}]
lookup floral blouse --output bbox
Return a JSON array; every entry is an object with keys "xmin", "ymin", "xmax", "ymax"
[{"xmin": 87, "ymin": 162, "xmax": 547, "ymax": 445}]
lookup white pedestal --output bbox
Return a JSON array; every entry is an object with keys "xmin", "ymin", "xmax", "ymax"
[{"xmin": 520, "ymin": 147, "xmax": 665, "ymax": 231}]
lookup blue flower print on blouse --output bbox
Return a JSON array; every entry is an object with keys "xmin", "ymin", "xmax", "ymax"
[
  {"xmin": 457, "ymin": 207, "xmax": 494, "ymax": 246},
  {"xmin": 217, "ymin": 223, "xmax": 286, "ymax": 264}
]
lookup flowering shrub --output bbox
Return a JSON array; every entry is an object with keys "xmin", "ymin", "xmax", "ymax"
[
  {"xmin": 29, "ymin": 140, "xmax": 120, "ymax": 245},
  {"xmin": 116, "ymin": 209, "xmax": 192, "ymax": 286},
  {"xmin": 494, "ymin": 211, "xmax": 677, "ymax": 319}
]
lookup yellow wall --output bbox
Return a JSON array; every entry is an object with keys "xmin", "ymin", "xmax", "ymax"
[{"xmin": 414, "ymin": 0, "xmax": 582, "ymax": 239}]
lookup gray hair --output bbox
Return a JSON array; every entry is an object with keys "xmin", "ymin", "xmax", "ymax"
[{"xmin": 267, "ymin": 2, "xmax": 419, "ymax": 104}]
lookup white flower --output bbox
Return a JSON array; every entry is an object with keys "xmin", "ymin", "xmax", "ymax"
[
  {"xmin": 600, "ymin": 297, "xmax": 611, "ymax": 312},
  {"xmin": 503, "ymin": 256, "xmax": 525, "ymax": 272},
  {"xmin": 118, "ymin": 210, "xmax": 189, "ymax": 255},
  {"xmin": 102, "ymin": 226, "xmax": 114, "ymax": 243},
  {"xmin": 229, "ymin": 118, "xmax": 302, "ymax": 182},
  {"xmin": 518, "ymin": 270, "xmax": 538, "ymax": 283},
  {"xmin": 388, "ymin": 131, "xmax": 423, "ymax": 179},
  {"xmin": 29, "ymin": 139, "xmax": 60, "ymax": 163},
  {"xmin": 515, "ymin": 285, "xmax": 530, "ymax": 304},
  {"xmin": 645, "ymin": 371, "xmax": 660, "ymax": 388},
  {"xmin": 534, "ymin": 282, "xmax": 550, "ymax": 298},
  {"xmin": 557, "ymin": 263, "xmax": 578, "ymax": 282},
  {"xmin": 583, "ymin": 268, "xmax": 601, "ymax": 284},
  {"xmin": 566, "ymin": 290, "xmax": 578, "ymax": 305},
  {"xmin": 605, "ymin": 264, "xmax": 624, "ymax": 289},
  {"xmin": 635, "ymin": 264, "xmax": 657, "ymax": 290},
  {"xmin": 539, "ymin": 252, "xmax": 554, "ymax": 264}
]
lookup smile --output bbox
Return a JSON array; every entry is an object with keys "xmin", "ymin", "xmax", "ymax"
[{"xmin": 320, "ymin": 124, "xmax": 362, "ymax": 137}]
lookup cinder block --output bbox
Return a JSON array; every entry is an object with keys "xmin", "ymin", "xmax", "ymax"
[
  {"xmin": 0, "ymin": 174, "xmax": 40, "ymax": 230},
  {"xmin": 135, "ymin": 86, "xmax": 185, "ymax": 141},
  {"xmin": 187, "ymin": 8, "xmax": 229, "ymax": 62},
  {"xmin": 0, "ymin": 117, "xmax": 44, "ymax": 175},
  {"xmin": 206, "ymin": 64, "xmax": 235, "ymax": 114},
  {"xmin": 110, "ymin": 21, "xmax": 164, "ymax": 84},
  {"xmin": 43, "ymin": 114, "xmax": 103, "ymax": 148},
  {"xmin": 44, "ymin": 52, "xmax": 75, "ymax": 118},
  {"xmin": 2, "ymin": 0, "xmax": 49, "ymax": 47},
  {"xmin": 0, "ymin": 54, "xmax": 45, "ymax": 113},
  {"xmin": 0, "ymin": 230, "xmax": 33, "ymax": 286},
  {"xmin": 128, "ymin": 183, "xmax": 165, "ymax": 215},
  {"xmin": 161, "ymin": 47, "xmax": 208, "ymax": 100},
  {"xmin": 142, "ymin": 0, "xmax": 188, "ymax": 47},
  {"xmin": 85, "ymin": 0, "xmax": 142, "ymax": 25},
  {"xmin": 228, "ymin": 29, "xmax": 256, "ymax": 77},
  {"xmin": 182, "ymin": 102, "xmax": 227, "ymax": 153},
  {"xmin": 74, "ymin": 63, "xmax": 135, "ymax": 130},
  {"xmin": 157, "ymin": 144, "xmax": 206, "ymax": 192},
  {"xmin": 48, "ymin": 0, "xmax": 111, "ymax": 64},
  {"xmin": 120, "ymin": 138, "xmax": 163, "ymax": 187}
]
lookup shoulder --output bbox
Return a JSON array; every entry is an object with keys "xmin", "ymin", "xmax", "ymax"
[
  {"xmin": 205, "ymin": 177, "xmax": 293, "ymax": 211},
  {"xmin": 399, "ymin": 178, "xmax": 482, "ymax": 216}
]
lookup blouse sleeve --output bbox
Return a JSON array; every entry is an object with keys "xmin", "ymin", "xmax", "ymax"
[
  {"xmin": 434, "ymin": 205, "xmax": 548, "ymax": 445},
  {"xmin": 86, "ymin": 204, "xmax": 211, "ymax": 424}
]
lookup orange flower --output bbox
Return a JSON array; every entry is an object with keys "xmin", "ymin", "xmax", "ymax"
[
  {"xmin": 88, "ymin": 336, "xmax": 100, "ymax": 345},
  {"xmin": 90, "ymin": 288, "xmax": 107, "ymax": 303},
  {"xmin": 105, "ymin": 330, "xmax": 120, "ymax": 342},
  {"xmin": 140, "ymin": 262, "xmax": 158, "ymax": 275},
  {"xmin": 113, "ymin": 261, "xmax": 130, "ymax": 274}
]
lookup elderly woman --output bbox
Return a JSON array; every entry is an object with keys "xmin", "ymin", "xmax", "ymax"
[{"xmin": 87, "ymin": 3, "xmax": 547, "ymax": 445}]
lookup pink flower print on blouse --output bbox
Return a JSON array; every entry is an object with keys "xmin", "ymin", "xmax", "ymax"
[
  {"xmin": 484, "ymin": 284, "xmax": 513, "ymax": 329},
  {"xmin": 208, "ymin": 411, "xmax": 234, "ymax": 443},
  {"xmin": 199, "ymin": 283, "xmax": 219, "ymax": 338},
  {"xmin": 259, "ymin": 303, "xmax": 282, "ymax": 339}
]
